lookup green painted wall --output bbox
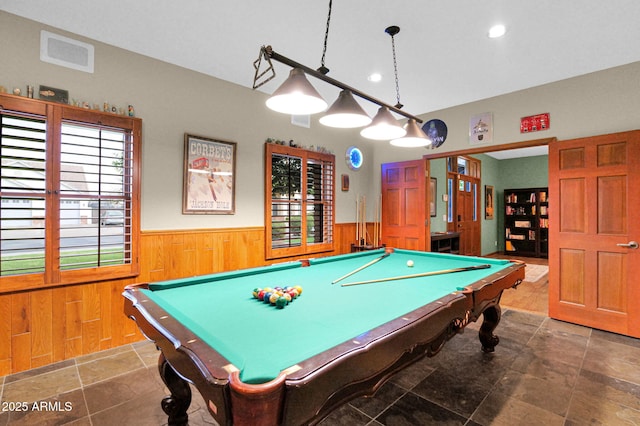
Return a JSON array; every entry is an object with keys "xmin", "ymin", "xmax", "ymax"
[
  {"xmin": 496, "ymin": 155, "xmax": 548, "ymax": 252},
  {"xmin": 429, "ymin": 154, "xmax": 547, "ymax": 255}
]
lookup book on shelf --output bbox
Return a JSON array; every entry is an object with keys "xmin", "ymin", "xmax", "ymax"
[
  {"xmin": 509, "ymin": 234, "xmax": 526, "ymax": 240},
  {"xmin": 505, "ymin": 241, "xmax": 515, "ymax": 251},
  {"xmin": 506, "ymin": 193, "xmax": 518, "ymax": 203},
  {"xmin": 540, "ymin": 218, "xmax": 549, "ymax": 228},
  {"xmin": 540, "ymin": 206, "xmax": 547, "ymax": 215},
  {"xmin": 540, "ymin": 191, "xmax": 547, "ymax": 202},
  {"xmin": 514, "ymin": 220, "xmax": 531, "ymax": 228},
  {"xmin": 529, "ymin": 192, "xmax": 536, "ymax": 202},
  {"xmin": 529, "ymin": 230, "xmax": 536, "ymax": 240}
]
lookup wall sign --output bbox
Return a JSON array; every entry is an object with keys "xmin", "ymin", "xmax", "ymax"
[
  {"xmin": 422, "ymin": 119, "xmax": 448, "ymax": 148},
  {"xmin": 469, "ymin": 112, "xmax": 493, "ymax": 145},
  {"xmin": 520, "ymin": 113, "xmax": 550, "ymax": 133}
]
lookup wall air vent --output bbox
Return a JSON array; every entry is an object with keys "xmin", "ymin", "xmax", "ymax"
[{"xmin": 40, "ymin": 30, "xmax": 94, "ymax": 73}]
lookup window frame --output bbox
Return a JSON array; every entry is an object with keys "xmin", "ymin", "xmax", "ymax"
[
  {"xmin": 0, "ymin": 94, "xmax": 141, "ymax": 292},
  {"xmin": 265, "ymin": 143, "xmax": 335, "ymax": 260}
]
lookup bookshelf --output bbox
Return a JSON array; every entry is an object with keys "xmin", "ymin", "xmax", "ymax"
[{"xmin": 504, "ymin": 187, "xmax": 549, "ymax": 257}]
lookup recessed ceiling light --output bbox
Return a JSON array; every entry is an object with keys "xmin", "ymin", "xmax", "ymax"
[
  {"xmin": 488, "ymin": 24, "xmax": 507, "ymax": 38},
  {"xmin": 368, "ymin": 73, "xmax": 382, "ymax": 82}
]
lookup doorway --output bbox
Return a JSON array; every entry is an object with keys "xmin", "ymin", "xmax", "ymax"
[{"xmin": 425, "ymin": 138, "xmax": 553, "ymax": 257}]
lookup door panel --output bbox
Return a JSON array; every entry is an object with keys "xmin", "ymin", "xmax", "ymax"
[
  {"xmin": 381, "ymin": 160, "xmax": 429, "ymax": 251},
  {"xmin": 549, "ymin": 130, "xmax": 640, "ymax": 338}
]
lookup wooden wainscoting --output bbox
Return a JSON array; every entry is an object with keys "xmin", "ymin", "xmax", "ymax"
[{"xmin": 0, "ymin": 223, "xmax": 360, "ymax": 376}]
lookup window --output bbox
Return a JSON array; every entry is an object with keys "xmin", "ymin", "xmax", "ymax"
[
  {"xmin": 265, "ymin": 143, "xmax": 334, "ymax": 259},
  {"xmin": 0, "ymin": 95, "xmax": 141, "ymax": 292}
]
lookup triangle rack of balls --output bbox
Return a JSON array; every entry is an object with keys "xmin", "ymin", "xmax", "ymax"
[{"xmin": 252, "ymin": 285, "xmax": 303, "ymax": 309}]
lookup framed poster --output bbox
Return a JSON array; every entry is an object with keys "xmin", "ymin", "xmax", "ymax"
[
  {"xmin": 485, "ymin": 185, "xmax": 494, "ymax": 219},
  {"xmin": 183, "ymin": 134, "xmax": 236, "ymax": 214},
  {"xmin": 430, "ymin": 178, "xmax": 437, "ymax": 217}
]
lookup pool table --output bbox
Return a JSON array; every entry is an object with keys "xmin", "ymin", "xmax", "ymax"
[{"xmin": 123, "ymin": 248, "xmax": 524, "ymax": 426}]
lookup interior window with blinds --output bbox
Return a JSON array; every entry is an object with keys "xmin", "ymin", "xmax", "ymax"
[
  {"xmin": 59, "ymin": 121, "xmax": 133, "ymax": 270},
  {"xmin": 265, "ymin": 143, "xmax": 334, "ymax": 259},
  {"xmin": 1, "ymin": 113, "xmax": 47, "ymax": 275},
  {"xmin": 0, "ymin": 95, "xmax": 141, "ymax": 291}
]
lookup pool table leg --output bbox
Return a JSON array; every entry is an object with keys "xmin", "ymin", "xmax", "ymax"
[
  {"xmin": 158, "ymin": 352, "xmax": 192, "ymax": 426},
  {"xmin": 478, "ymin": 305, "xmax": 501, "ymax": 353}
]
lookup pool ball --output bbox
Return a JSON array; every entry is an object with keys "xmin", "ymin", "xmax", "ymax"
[
  {"xmin": 269, "ymin": 293, "xmax": 280, "ymax": 304},
  {"xmin": 252, "ymin": 288, "xmax": 261, "ymax": 299},
  {"xmin": 275, "ymin": 296, "xmax": 288, "ymax": 309},
  {"xmin": 293, "ymin": 285, "xmax": 303, "ymax": 295},
  {"xmin": 407, "ymin": 260, "xmax": 414, "ymax": 267}
]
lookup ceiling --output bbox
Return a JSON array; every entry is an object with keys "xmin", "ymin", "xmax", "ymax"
[
  {"xmin": 2, "ymin": 1, "xmax": 640, "ymax": 122},
  {"xmin": 485, "ymin": 145, "xmax": 548, "ymax": 160}
]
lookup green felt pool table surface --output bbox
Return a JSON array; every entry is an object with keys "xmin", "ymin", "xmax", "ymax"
[{"xmin": 141, "ymin": 249, "xmax": 512, "ymax": 384}]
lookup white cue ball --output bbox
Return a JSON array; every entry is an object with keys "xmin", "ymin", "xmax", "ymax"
[{"xmin": 407, "ymin": 260, "xmax": 414, "ymax": 267}]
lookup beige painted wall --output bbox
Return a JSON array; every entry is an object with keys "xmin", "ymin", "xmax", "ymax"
[
  {"xmin": 2, "ymin": 11, "xmax": 639, "ymax": 227},
  {"xmin": 0, "ymin": 11, "xmax": 371, "ymax": 229},
  {"xmin": 370, "ymin": 61, "xmax": 640, "ymax": 199}
]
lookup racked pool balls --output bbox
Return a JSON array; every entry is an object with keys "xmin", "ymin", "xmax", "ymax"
[{"xmin": 251, "ymin": 285, "xmax": 302, "ymax": 309}]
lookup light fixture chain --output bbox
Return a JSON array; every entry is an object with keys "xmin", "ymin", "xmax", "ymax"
[
  {"xmin": 390, "ymin": 33, "xmax": 402, "ymax": 108},
  {"xmin": 319, "ymin": 0, "xmax": 333, "ymax": 72}
]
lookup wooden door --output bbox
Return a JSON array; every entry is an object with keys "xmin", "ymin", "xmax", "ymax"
[
  {"xmin": 549, "ymin": 130, "xmax": 640, "ymax": 338},
  {"xmin": 455, "ymin": 176, "xmax": 481, "ymax": 255},
  {"xmin": 381, "ymin": 159, "xmax": 429, "ymax": 250}
]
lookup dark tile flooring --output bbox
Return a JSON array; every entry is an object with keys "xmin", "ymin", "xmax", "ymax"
[{"xmin": 1, "ymin": 309, "xmax": 639, "ymax": 425}]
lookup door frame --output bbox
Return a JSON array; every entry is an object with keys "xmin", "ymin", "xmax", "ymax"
[
  {"xmin": 423, "ymin": 137, "xmax": 555, "ymax": 254},
  {"xmin": 422, "ymin": 137, "xmax": 554, "ymax": 162}
]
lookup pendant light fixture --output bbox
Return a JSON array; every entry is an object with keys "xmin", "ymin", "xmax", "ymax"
[
  {"xmin": 265, "ymin": 68, "xmax": 328, "ymax": 115},
  {"xmin": 360, "ymin": 107, "xmax": 406, "ymax": 140},
  {"xmin": 390, "ymin": 119, "xmax": 432, "ymax": 147},
  {"xmin": 316, "ymin": 0, "xmax": 371, "ymax": 128},
  {"xmin": 382, "ymin": 26, "xmax": 432, "ymax": 147},
  {"xmin": 252, "ymin": 10, "xmax": 425, "ymax": 142},
  {"xmin": 320, "ymin": 89, "xmax": 372, "ymax": 128}
]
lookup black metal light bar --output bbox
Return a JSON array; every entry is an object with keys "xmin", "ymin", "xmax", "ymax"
[{"xmin": 254, "ymin": 45, "xmax": 423, "ymax": 124}]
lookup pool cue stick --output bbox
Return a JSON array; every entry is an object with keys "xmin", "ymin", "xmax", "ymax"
[
  {"xmin": 332, "ymin": 249, "xmax": 394, "ymax": 284},
  {"xmin": 362, "ymin": 195, "xmax": 366, "ymax": 245},
  {"xmin": 356, "ymin": 196, "xmax": 359, "ymax": 243},
  {"xmin": 356, "ymin": 198, "xmax": 360, "ymax": 245},
  {"xmin": 341, "ymin": 264, "xmax": 492, "ymax": 287},
  {"xmin": 373, "ymin": 197, "xmax": 377, "ymax": 247},
  {"xmin": 378, "ymin": 193, "xmax": 382, "ymax": 246}
]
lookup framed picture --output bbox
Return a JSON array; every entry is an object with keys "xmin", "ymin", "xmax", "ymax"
[
  {"xmin": 469, "ymin": 112, "xmax": 493, "ymax": 145},
  {"xmin": 341, "ymin": 174, "xmax": 350, "ymax": 191},
  {"xmin": 430, "ymin": 177, "xmax": 437, "ymax": 217},
  {"xmin": 183, "ymin": 134, "xmax": 236, "ymax": 214},
  {"xmin": 485, "ymin": 185, "xmax": 494, "ymax": 219}
]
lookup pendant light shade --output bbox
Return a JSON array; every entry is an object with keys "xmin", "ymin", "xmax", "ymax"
[
  {"xmin": 319, "ymin": 90, "xmax": 372, "ymax": 128},
  {"xmin": 390, "ymin": 119, "xmax": 432, "ymax": 147},
  {"xmin": 360, "ymin": 107, "xmax": 406, "ymax": 140},
  {"xmin": 266, "ymin": 68, "xmax": 328, "ymax": 115}
]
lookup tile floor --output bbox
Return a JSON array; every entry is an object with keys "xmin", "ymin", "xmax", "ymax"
[{"xmin": 1, "ymin": 309, "xmax": 639, "ymax": 425}]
